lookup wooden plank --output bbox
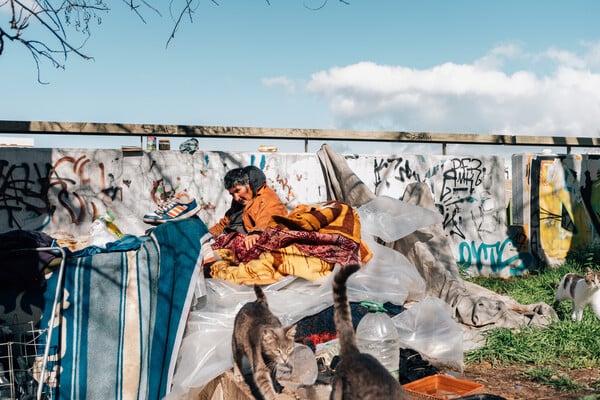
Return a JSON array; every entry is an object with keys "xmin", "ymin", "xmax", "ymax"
[{"xmin": 0, "ymin": 120, "xmax": 598, "ymax": 147}]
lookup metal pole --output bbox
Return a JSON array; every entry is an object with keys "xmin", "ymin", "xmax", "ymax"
[{"xmin": 35, "ymin": 247, "xmax": 66, "ymax": 400}]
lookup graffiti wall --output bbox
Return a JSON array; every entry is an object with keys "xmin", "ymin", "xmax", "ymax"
[
  {"xmin": 513, "ymin": 153, "xmax": 600, "ymax": 268},
  {"xmin": 0, "ymin": 149, "xmax": 325, "ymax": 236},
  {"xmin": 342, "ymin": 155, "xmax": 530, "ymax": 276},
  {"xmin": 1, "ymin": 148, "xmax": 520, "ymax": 275}
]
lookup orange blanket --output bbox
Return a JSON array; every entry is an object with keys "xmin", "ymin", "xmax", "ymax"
[{"xmin": 209, "ymin": 201, "xmax": 371, "ymax": 285}]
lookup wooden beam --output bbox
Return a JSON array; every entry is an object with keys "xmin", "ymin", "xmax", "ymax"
[{"xmin": 1, "ymin": 120, "xmax": 598, "ymax": 148}]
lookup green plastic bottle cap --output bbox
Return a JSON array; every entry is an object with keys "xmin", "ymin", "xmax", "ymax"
[{"xmin": 359, "ymin": 301, "xmax": 388, "ymax": 313}]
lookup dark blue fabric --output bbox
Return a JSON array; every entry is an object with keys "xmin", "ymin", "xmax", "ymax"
[{"xmin": 71, "ymin": 234, "xmax": 148, "ymax": 257}]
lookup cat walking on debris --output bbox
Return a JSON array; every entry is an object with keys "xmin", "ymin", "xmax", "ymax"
[
  {"xmin": 330, "ymin": 264, "xmax": 407, "ymax": 400},
  {"xmin": 232, "ymin": 284, "xmax": 297, "ymax": 400},
  {"xmin": 554, "ymin": 267, "xmax": 600, "ymax": 322}
]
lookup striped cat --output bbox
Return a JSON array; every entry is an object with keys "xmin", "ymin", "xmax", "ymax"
[
  {"xmin": 330, "ymin": 263, "xmax": 407, "ymax": 400},
  {"xmin": 231, "ymin": 284, "xmax": 296, "ymax": 400},
  {"xmin": 554, "ymin": 267, "xmax": 600, "ymax": 322}
]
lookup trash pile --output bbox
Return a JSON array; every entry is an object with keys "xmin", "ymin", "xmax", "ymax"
[{"xmin": 167, "ymin": 193, "xmax": 472, "ymax": 399}]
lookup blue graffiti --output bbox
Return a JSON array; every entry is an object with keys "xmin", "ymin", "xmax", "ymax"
[
  {"xmin": 260, "ymin": 155, "xmax": 266, "ymax": 170},
  {"xmin": 248, "ymin": 154, "xmax": 267, "ymax": 171},
  {"xmin": 458, "ymin": 238, "xmax": 533, "ymax": 276}
]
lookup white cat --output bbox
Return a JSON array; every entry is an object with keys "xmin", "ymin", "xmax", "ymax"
[{"xmin": 554, "ymin": 267, "xmax": 600, "ymax": 322}]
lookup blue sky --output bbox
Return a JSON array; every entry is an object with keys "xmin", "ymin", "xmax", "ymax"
[{"xmin": 1, "ymin": 0, "xmax": 599, "ymax": 155}]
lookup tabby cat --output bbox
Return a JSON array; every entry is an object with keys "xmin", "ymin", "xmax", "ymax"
[
  {"xmin": 330, "ymin": 263, "xmax": 407, "ymax": 400},
  {"xmin": 231, "ymin": 284, "xmax": 297, "ymax": 400},
  {"xmin": 554, "ymin": 267, "xmax": 600, "ymax": 322}
]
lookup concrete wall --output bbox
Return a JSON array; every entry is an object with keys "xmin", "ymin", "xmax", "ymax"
[
  {"xmin": 512, "ymin": 153, "xmax": 600, "ymax": 268},
  {"xmin": 1, "ymin": 147, "xmax": 529, "ymax": 276}
]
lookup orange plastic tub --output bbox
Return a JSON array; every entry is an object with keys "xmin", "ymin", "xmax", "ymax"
[{"xmin": 402, "ymin": 374, "xmax": 484, "ymax": 400}]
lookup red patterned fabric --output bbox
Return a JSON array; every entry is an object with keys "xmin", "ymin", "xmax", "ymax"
[{"xmin": 211, "ymin": 226, "xmax": 361, "ymax": 266}]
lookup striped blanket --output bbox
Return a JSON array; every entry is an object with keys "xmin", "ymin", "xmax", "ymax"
[{"xmin": 41, "ymin": 218, "xmax": 206, "ymax": 400}]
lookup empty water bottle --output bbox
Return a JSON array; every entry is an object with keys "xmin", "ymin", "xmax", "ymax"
[
  {"xmin": 276, "ymin": 343, "xmax": 318, "ymax": 390},
  {"xmin": 98, "ymin": 211, "xmax": 124, "ymax": 239},
  {"xmin": 356, "ymin": 301, "xmax": 401, "ymax": 379}
]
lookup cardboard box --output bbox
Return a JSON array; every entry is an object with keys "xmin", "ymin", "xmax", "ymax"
[
  {"xmin": 190, "ymin": 370, "xmax": 254, "ymax": 400},
  {"xmin": 190, "ymin": 369, "xmax": 330, "ymax": 400}
]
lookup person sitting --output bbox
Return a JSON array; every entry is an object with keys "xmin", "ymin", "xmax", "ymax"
[
  {"xmin": 205, "ymin": 167, "xmax": 371, "ymax": 286},
  {"xmin": 209, "ymin": 166, "xmax": 288, "ymax": 250},
  {"xmin": 208, "ymin": 199, "xmax": 373, "ymax": 285}
]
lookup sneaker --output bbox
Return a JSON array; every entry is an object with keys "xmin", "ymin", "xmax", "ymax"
[{"xmin": 143, "ymin": 192, "xmax": 202, "ymax": 225}]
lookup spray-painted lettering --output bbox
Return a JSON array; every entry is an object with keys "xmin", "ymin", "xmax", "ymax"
[{"xmin": 458, "ymin": 238, "xmax": 533, "ymax": 275}]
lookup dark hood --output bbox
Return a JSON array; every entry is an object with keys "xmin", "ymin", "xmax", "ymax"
[{"xmin": 243, "ymin": 165, "xmax": 266, "ymax": 196}]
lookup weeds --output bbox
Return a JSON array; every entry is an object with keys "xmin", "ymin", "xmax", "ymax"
[
  {"xmin": 523, "ymin": 366, "xmax": 585, "ymax": 391},
  {"xmin": 464, "ymin": 256, "xmax": 600, "ymax": 396}
]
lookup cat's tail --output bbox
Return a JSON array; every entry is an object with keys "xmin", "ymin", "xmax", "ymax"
[
  {"xmin": 253, "ymin": 284, "xmax": 268, "ymax": 305},
  {"xmin": 333, "ymin": 263, "xmax": 361, "ymax": 356}
]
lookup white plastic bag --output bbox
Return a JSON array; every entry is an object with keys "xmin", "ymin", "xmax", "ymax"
[
  {"xmin": 168, "ymin": 275, "xmax": 337, "ymax": 397},
  {"xmin": 349, "ymin": 235, "xmax": 426, "ymax": 304},
  {"xmin": 87, "ymin": 219, "xmax": 117, "ymax": 247},
  {"xmin": 392, "ymin": 296, "xmax": 464, "ymax": 372},
  {"xmin": 357, "ymin": 195, "xmax": 442, "ymax": 242}
]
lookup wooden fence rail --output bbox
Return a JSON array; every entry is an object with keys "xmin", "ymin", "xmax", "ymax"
[{"xmin": 1, "ymin": 120, "xmax": 599, "ymax": 153}]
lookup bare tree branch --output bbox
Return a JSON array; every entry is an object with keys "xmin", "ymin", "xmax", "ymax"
[
  {"xmin": 15, "ymin": 0, "xmax": 94, "ymax": 59},
  {"xmin": 0, "ymin": 0, "xmax": 349, "ymax": 82},
  {"xmin": 166, "ymin": 0, "xmax": 197, "ymax": 48},
  {"xmin": 304, "ymin": 0, "xmax": 349, "ymax": 11},
  {"xmin": 1, "ymin": 0, "xmax": 110, "ymax": 82},
  {"xmin": 121, "ymin": 0, "xmax": 161, "ymax": 23}
]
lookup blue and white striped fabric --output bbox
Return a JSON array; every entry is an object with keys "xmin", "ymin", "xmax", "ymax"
[{"xmin": 42, "ymin": 218, "xmax": 206, "ymax": 400}]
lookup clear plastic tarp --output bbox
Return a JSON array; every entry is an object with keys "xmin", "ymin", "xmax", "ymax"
[{"xmin": 167, "ymin": 197, "xmax": 444, "ymax": 398}]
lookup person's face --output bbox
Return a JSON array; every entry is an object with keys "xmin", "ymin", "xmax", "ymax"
[{"xmin": 228, "ymin": 184, "xmax": 253, "ymax": 206}]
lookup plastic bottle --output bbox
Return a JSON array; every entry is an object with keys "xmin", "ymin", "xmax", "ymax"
[
  {"xmin": 276, "ymin": 343, "xmax": 318, "ymax": 390},
  {"xmin": 98, "ymin": 211, "xmax": 124, "ymax": 239},
  {"xmin": 147, "ymin": 136, "xmax": 157, "ymax": 150},
  {"xmin": 355, "ymin": 301, "xmax": 401, "ymax": 379}
]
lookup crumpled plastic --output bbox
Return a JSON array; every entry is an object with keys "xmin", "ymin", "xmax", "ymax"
[
  {"xmin": 357, "ymin": 195, "xmax": 442, "ymax": 242},
  {"xmin": 393, "ymin": 296, "xmax": 465, "ymax": 373},
  {"xmin": 167, "ymin": 196, "xmax": 441, "ymax": 399},
  {"xmin": 179, "ymin": 138, "xmax": 199, "ymax": 154}
]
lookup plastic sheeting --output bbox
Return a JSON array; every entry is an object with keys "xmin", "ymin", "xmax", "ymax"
[
  {"xmin": 358, "ymin": 195, "xmax": 442, "ymax": 243},
  {"xmin": 393, "ymin": 297, "xmax": 465, "ymax": 372},
  {"xmin": 167, "ymin": 196, "xmax": 439, "ymax": 399}
]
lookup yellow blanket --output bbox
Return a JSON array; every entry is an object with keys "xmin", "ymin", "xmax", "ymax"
[{"xmin": 209, "ymin": 201, "xmax": 371, "ymax": 285}]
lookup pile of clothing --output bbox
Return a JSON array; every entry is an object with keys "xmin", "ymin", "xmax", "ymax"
[{"xmin": 207, "ymin": 200, "xmax": 372, "ymax": 285}]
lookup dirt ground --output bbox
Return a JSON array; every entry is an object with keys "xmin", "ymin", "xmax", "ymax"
[{"xmin": 462, "ymin": 362, "xmax": 600, "ymax": 400}]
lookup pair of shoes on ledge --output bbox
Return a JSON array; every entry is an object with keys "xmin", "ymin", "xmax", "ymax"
[{"xmin": 143, "ymin": 192, "xmax": 202, "ymax": 225}]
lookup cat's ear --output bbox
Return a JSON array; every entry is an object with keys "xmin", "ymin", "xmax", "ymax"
[
  {"xmin": 285, "ymin": 325, "xmax": 297, "ymax": 340},
  {"xmin": 585, "ymin": 267, "xmax": 593, "ymax": 273}
]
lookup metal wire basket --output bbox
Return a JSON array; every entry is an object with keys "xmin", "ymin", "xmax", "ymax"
[
  {"xmin": 0, "ymin": 246, "xmax": 65, "ymax": 400},
  {"xmin": 0, "ymin": 321, "xmax": 57, "ymax": 400}
]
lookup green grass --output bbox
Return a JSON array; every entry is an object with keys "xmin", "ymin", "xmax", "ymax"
[
  {"xmin": 463, "ymin": 245, "xmax": 600, "ymax": 394},
  {"xmin": 523, "ymin": 366, "xmax": 585, "ymax": 391}
]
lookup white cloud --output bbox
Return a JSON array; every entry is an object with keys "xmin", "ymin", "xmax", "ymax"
[
  {"xmin": 474, "ymin": 43, "xmax": 523, "ymax": 70},
  {"xmin": 262, "ymin": 76, "xmax": 296, "ymax": 94},
  {"xmin": 303, "ymin": 43, "xmax": 600, "ymax": 138},
  {"xmin": 581, "ymin": 40, "xmax": 600, "ymax": 69},
  {"xmin": 542, "ymin": 48, "xmax": 586, "ymax": 69}
]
